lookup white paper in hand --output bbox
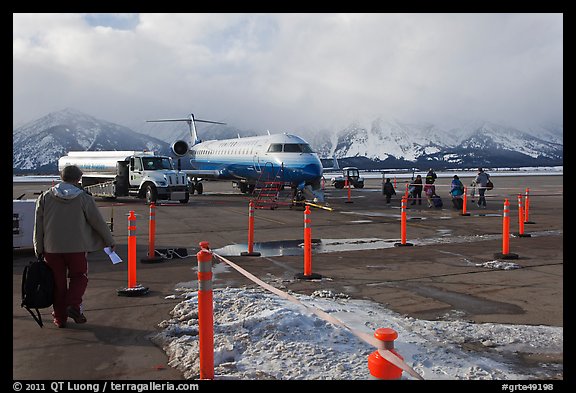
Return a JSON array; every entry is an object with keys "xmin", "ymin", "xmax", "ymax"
[{"xmin": 104, "ymin": 247, "xmax": 123, "ymax": 264}]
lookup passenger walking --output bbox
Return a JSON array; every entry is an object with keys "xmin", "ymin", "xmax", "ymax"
[
  {"xmin": 410, "ymin": 174, "xmax": 423, "ymax": 205},
  {"xmin": 383, "ymin": 178, "xmax": 396, "ymax": 205},
  {"xmin": 34, "ymin": 165, "xmax": 115, "ymax": 328},
  {"xmin": 449, "ymin": 175, "xmax": 465, "ymax": 209},
  {"xmin": 425, "ymin": 168, "xmax": 437, "ymax": 184},
  {"xmin": 424, "ymin": 182, "xmax": 436, "ymax": 208},
  {"xmin": 474, "ymin": 167, "xmax": 491, "ymax": 208}
]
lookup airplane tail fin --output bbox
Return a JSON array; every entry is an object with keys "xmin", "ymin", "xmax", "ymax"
[{"xmin": 146, "ymin": 114, "xmax": 226, "ymax": 146}]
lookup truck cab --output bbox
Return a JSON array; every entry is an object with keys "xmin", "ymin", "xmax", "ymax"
[
  {"xmin": 127, "ymin": 154, "xmax": 189, "ymax": 203},
  {"xmin": 331, "ymin": 167, "xmax": 365, "ymax": 189}
]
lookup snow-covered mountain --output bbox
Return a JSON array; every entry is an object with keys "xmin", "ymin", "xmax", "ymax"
[
  {"xmin": 306, "ymin": 118, "xmax": 563, "ymax": 169},
  {"xmin": 13, "ymin": 109, "xmax": 563, "ymax": 174},
  {"xmin": 13, "ymin": 108, "xmax": 169, "ymax": 173}
]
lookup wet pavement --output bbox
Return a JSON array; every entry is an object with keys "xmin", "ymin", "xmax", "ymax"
[{"xmin": 12, "ymin": 174, "xmax": 563, "ymax": 379}]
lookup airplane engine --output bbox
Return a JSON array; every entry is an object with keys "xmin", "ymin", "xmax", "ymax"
[{"xmin": 171, "ymin": 140, "xmax": 189, "ymax": 157}]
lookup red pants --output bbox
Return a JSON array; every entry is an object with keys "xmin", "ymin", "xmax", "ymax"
[{"xmin": 43, "ymin": 252, "xmax": 88, "ymax": 321}]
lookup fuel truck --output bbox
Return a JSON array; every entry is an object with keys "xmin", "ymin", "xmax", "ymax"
[{"xmin": 57, "ymin": 151, "xmax": 190, "ymax": 204}]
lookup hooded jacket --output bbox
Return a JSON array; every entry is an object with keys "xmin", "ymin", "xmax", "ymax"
[
  {"xmin": 450, "ymin": 178, "xmax": 464, "ymax": 197},
  {"xmin": 475, "ymin": 171, "xmax": 490, "ymax": 187},
  {"xmin": 33, "ymin": 182, "xmax": 115, "ymax": 257}
]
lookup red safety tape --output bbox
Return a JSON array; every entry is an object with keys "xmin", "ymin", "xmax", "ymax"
[{"xmin": 213, "ymin": 253, "xmax": 425, "ymax": 380}]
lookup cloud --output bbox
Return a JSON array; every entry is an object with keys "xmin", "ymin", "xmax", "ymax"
[{"xmin": 13, "ymin": 13, "xmax": 563, "ymax": 132}]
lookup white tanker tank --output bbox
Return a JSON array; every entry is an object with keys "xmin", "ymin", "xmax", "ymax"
[
  {"xmin": 57, "ymin": 150, "xmax": 190, "ymax": 204},
  {"xmin": 58, "ymin": 151, "xmax": 145, "ymax": 175}
]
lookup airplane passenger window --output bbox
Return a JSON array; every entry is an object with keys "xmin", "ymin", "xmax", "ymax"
[{"xmin": 267, "ymin": 144, "xmax": 283, "ymax": 152}]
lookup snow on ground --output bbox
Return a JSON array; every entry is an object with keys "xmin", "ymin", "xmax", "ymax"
[{"xmin": 151, "ymin": 286, "xmax": 562, "ymax": 380}]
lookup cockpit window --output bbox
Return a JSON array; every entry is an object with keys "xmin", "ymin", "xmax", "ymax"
[
  {"xmin": 267, "ymin": 144, "xmax": 283, "ymax": 152},
  {"xmin": 267, "ymin": 143, "xmax": 315, "ymax": 153},
  {"xmin": 282, "ymin": 144, "xmax": 301, "ymax": 152},
  {"xmin": 283, "ymin": 143, "xmax": 315, "ymax": 153},
  {"xmin": 299, "ymin": 144, "xmax": 314, "ymax": 153}
]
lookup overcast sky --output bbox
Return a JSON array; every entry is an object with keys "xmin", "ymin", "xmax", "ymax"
[{"xmin": 13, "ymin": 13, "xmax": 563, "ymax": 133}]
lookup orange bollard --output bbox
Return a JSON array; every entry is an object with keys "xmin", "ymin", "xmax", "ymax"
[
  {"xmin": 394, "ymin": 177, "xmax": 397, "ymax": 188},
  {"xmin": 502, "ymin": 199, "xmax": 510, "ymax": 255},
  {"xmin": 197, "ymin": 241, "xmax": 214, "ymax": 380},
  {"xmin": 117, "ymin": 211, "xmax": 149, "ymax": 296},
  {"xmin": 128, "ymin": 211, "xmax": 137, "ymax": 287},
  {"xmin": 494, "ymin": 199, "xmax": 518, "ymax": 260},
  {"xmin": 241, "ymin": 200, "xmax": 261, "ymax": 256},
  {"xmin": 345, "ymin": 178, "xmax": 353, "ymax": 203},
  {"xmin": 141, "ymin": 203, "xmax": 164, "ymax": 263},
  {"xmin": 515, "ymin": 194, "xmax": 531, "ymax": 237},
  {"xmin": 295, "ymin": 205, "xmax": 322, "ymax": 280},
  {"xmin": 394, "ymin": 196, "xmax": 413, "ymax": 247},
  {"xmin": 368, "ymin": 328, "xmax": 404, "ymax": 380},
  {"xmin": 461, "ymin": 186, "xmax": 470, "ymax": 216},
  {"xmin": 524, "ymin": 188, "xmax": 535, "ymax": 224}
]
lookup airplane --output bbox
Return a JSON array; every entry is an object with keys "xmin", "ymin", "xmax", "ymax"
[{"xmin": 147, "ymin": 113, "xmax": 334, "ymax": 202}]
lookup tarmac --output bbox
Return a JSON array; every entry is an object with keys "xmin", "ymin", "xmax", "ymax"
[{"xmin": 12, "ymin": 174, "xmax": 563, "ymax": 380}]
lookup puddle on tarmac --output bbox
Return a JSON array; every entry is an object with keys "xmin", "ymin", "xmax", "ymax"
[
  {"xmin": 214, "ymin": 238, "xmax": 399, "ymax": 257},
  {"xmin": 213, "ymin": 230, "xmax": 562, "ymax": 258}
]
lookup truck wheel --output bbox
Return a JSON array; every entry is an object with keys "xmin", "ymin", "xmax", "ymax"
[
  {"xmin": 355, "ymin": 183, "xmax": 364, "ymax": 189},
  {"xmin": 145, "ymin": 184, "xmax": 158, "ymax": 204},
  {"xmin": 334, "ymin": 182, "xmax": 344, "ymax": 189},
  {"xmin": 195, "ymin": 182, "xmax": 203, "ymax": 195}
]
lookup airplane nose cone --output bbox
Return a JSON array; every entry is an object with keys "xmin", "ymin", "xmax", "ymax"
[{"xmin": 302, "ymin": 163, "xmax": 323, "ymax": 179}]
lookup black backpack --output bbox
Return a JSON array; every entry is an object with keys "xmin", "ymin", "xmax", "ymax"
[{"xmin": 21, "ymin": 256, "xmax": 55, "ymax": 327}]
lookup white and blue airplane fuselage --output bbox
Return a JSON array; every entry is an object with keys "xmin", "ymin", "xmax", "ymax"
[
  {"xmin": 187, "ymin": 133, "xmax": 323, "ymax": 188},
  {"xmin": 152, "ymin": 114, "xmax": 326, "ymax": 200}
]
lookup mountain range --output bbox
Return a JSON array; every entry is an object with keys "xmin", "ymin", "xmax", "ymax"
[{"xmin": 13, "ymin": 108, "xmax": 563, "ymax": 174}]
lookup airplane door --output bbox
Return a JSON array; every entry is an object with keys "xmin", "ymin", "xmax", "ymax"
[{"xmin": 253, "ymin": 153, "xmax": 261, "ymax": 173}]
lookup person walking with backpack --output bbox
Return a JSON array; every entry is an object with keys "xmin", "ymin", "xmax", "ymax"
[
  {"xmin": 449, "ymin": 175, "xmax": 465, "ymax": 209},
  {"xmin": 425, "ymin": 168, "xmax": 437, "ymax": 185},
  {"xmin": 383, "ymin": 178, "xmax": 396, "ymax": 205},
  {"xmin": 34, "ymin": 165, "xmax": 115, "ymax": 328},
  {"xmin": 474, "ymin": 167, "xmax": 491, "ymax": 208}
]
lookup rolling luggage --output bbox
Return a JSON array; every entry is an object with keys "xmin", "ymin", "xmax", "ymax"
[{"xmin": 432, "ymin": 195, "xmax": 443, "ymax": 208}]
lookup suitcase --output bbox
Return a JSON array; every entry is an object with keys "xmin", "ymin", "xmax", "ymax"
[{"xmin": 432, "ymin": 195, "xmax": 443, "ymax": 208}]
